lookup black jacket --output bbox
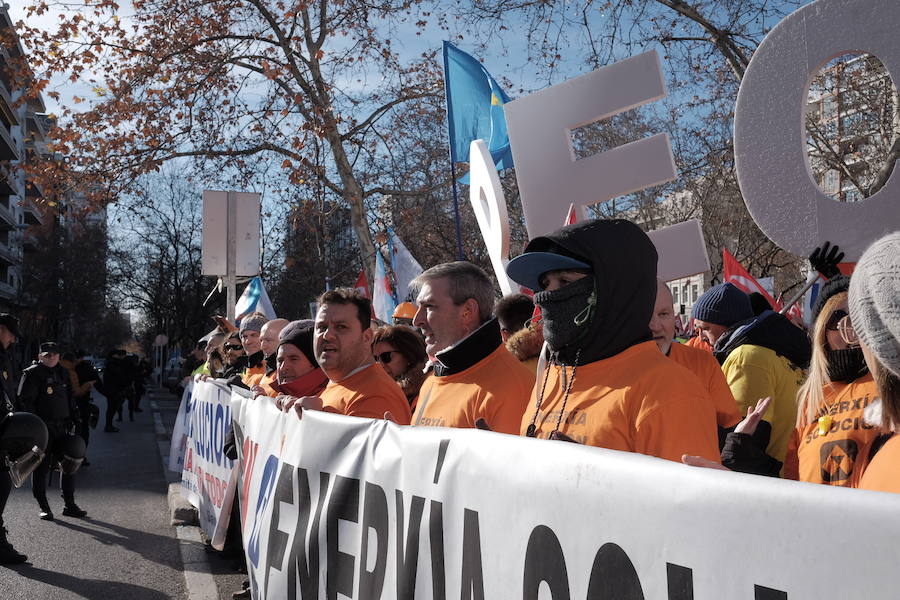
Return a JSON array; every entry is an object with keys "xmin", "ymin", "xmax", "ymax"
[
  {"xmin": 713, "ymin": 310, "xmax": 812, "ymax": 370},
  {"xmin": 0, "ymin": 346, "xmax": 18, "ymax": 412},
  {"xmin": 102, "ymin": 356, "xmax": 133, "ymax": 396},
  {"xmin": 19, "ymin": 363, "xmax": 75, "ymax": 422},
  {"xmin": 525, "ymin": 219, "xmax": 657, "ymax": 365}
]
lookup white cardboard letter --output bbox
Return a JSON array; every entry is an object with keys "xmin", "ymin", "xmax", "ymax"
[
  {"xmin": 504, "ymin": 50, "xmax": 677, "ymax": 238},
  {"xmin": 734, "ymin": 0, "xmax": 900, "ymax": 260},
  {"xmin": 468, "ymin": 140, "xmax": 517, "ymax": 295}
]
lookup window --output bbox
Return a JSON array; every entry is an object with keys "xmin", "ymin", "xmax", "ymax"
[
  {"xmin": 692, "ymin": 284, "xmax": 699, "ymax": 302},
  {"xmin": 672, "ymin": 286, "xmax": 679, "ymax": 303}
]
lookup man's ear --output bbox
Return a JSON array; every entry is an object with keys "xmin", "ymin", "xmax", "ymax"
[
  {"xmin": 462, "ymin": 298, "xmax": 481, "ymax": 330},
  {"xmin": 362, "ymin": 325, "xmax": 374, "ymax": 346}
]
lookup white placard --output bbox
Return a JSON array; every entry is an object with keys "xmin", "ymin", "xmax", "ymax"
[
  {"xmin": 232, "ymin": 398, "xmax": 900, "ymax": 600},
  {"xmin": 168, "ymin": 381, "xmax": 194, "ymax": 473},
  {"xmin": 201, "ymin": 190, "xmax": 262, "ymax": 276},
  {"xmin": 734, "ymin": 0, "xmax": 900, "ymax": 260}
]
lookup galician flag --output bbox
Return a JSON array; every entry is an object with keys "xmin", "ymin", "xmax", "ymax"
[
  {"xmin": 235, "ymin": 277, "xmax": 275, "ymax": 323},
  {"xmin": 388, "ymin": 230, "xmax": 423, "ymax": 303},
  {"xmin": 372, "ymin": 251, "xmax": 398, "ymax": 325}
]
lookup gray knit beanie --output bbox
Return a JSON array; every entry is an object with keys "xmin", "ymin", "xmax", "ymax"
[
  {"xmin": 239, "ymin": 312, "xmax": 268, "ymax": 334},
  {"xmin": 849, "ymin": 232, "xmax": 900, "ymax": 378}
]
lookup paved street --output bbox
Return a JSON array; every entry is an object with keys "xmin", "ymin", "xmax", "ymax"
[{"xmin": 0, "ymin": 390, "xmax": 187, "ymax": 599}]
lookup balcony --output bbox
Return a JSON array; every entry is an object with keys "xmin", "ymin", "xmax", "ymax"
[
  {"xmin": 0, "ymin": 241, "xmax": 19, "ymax": 266},
  {"xmin": 0, "ymin": 280, "xmax": 15, "ymax": 301},
  {"xmin": 21, "ymin": 231, "xmax": 38, "ymax": 253},
  {"xmin": 20, "ymin": 196, "xmax": 43, "ymax": 226},
  {"xmin": 0, "ymin": 199, "xmax": 16, "ymax": 231},
  {"xmin": 0, "ymin": 122, "xmax": 17, "ymax": 162}
]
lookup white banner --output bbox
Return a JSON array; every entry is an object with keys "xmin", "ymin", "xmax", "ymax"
[
  {"xmin": 232, "ymin": 397, "xmax": 900, "ymax": 600},
  {"xmin": 181, "ymin": 379, "xmax": 239, "ymax": 549},
  {"xmin": 168, "ymin": 381, "xmax": 194, "ymax": 473}
]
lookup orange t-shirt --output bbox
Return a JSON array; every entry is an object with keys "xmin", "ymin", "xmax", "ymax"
[
  {"xmin": 256, "ymin": 371, "xmax": 278, "ymax": 397},
  {"xmin": 857, "ymin": 434, "xmax": 900, "ymax": 494},
  {"xmin": 685, "ymin": 335, "xmax": 713, "ymax": 353},
  {"xmin": 784, "ymin": 374, "xmax": 882, "ymax": 486},
  {"xmin": 319, "ymin": 363, "xmax": 412, "ymax": 424},
  {"xmin": 412, "ymin": 345, "xmax": 533, "ymax": 434},
  {"xmin": 520, "ymin": 341, "xmax": 720, "ymax": 463},
  {"xmin": 242, "ymin": 364, "xmax": 266, "ymax": 386},
  {"xmin": 669, "ymin": 342, "xmax": 742, "ymax": 428}
]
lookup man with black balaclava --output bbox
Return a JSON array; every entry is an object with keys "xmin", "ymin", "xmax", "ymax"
[{"xmin": 506, "ymin": 219, "xmax": 720, "ymax": 462}]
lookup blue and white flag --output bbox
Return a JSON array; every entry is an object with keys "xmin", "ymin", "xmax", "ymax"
[
  {"xmin": 235, "ymin": 276, "xmax": 276, "ymax": 324},
  {"xmin": 388, "ymin": 230, "xmax": 423, "ymax": 302},
  {"xmin": 372, "ymin": 251, "xmax": 398, "ymax": 325}
]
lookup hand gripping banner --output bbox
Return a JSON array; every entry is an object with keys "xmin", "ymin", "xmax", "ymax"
[{"xmin": 231, "ymin": 394, "xmax": 900, "ymax": 600}]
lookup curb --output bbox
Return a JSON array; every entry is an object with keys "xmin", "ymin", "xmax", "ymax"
[{"xmin": 150, "ymin": 390, "xmax": 217, "ymax": 600}]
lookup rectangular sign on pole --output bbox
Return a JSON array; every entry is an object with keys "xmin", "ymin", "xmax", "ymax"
[
  {"xmin": 231, "ymin": 397, "xmax": 900, "ymax": 600},
  {"xmin": 180, "ymin": 379, "xmax": 239, "ymax": 549},
  {"xmin": 201, "ymin": 190, "xmax": 261, "ymax": 277}
]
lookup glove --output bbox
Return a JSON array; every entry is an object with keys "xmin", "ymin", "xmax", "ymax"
[{"xmin": 809, "ymin": 241, "xmax": 844, "ymax": 279}]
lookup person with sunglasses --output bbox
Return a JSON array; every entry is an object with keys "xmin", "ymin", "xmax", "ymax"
[
  {"xmin": 776, "ymin": 276, "xmax": 882, "ymax": 485},
  {"xmin": 372, "ymin": 325, "xmax": 427, "ymax": 409},
  {"xmin": 848, "ymin": 232, "xmax": 900, "ymax": 493},
  {"xmin": 220, "ymin": 332, "xmax": 247, "ymax": 380}
]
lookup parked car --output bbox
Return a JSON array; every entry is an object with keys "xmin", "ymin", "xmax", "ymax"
[{"xmin": 163, "ymin": 356, "xmax": 183, "ymax": 393}]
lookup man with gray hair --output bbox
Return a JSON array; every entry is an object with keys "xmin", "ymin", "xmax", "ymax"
[{"xmin": 410, "ymin": 261, "xmax": 533, "ymax": 434}]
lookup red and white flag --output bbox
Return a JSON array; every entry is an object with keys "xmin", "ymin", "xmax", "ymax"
[
  {"xmin": 564, "ymin": 203, "xmax": 577, "ymax": 226},
  {"xmin": 722, "ymin": 248, "xmax": 777, "ymax": 309},
  {"xmin": 354, "ymin": 270, "xmax": 369, "ymax": 298}
]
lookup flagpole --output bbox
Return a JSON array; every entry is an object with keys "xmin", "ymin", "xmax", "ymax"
[
  {"xmin": 442, "ymin": 41, "xmax": 465, "ymax": 261},
  {"xmin": 449, "ymin": 163, "xmax": 465, "ymax": 261}
]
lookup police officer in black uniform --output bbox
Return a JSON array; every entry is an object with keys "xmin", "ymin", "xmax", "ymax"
[
  {"xmin": 0, "ymin": 314, "xmax": 27, "ymax": 563},
  {"xmin": 19, "ymin": 342, "xmax": 87, "ymax": 520}
]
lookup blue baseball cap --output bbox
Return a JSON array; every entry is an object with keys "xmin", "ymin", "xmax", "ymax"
[{"xmin": 506, "ymin": 251, "xmax": 591, "ymax": 292}]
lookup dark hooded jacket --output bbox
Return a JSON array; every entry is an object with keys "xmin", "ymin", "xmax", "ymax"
[
  {"xmin": 526, "ymin": 219, "xmax": 657, "ymax": 366},
  {"xmin": 713, "ymin": 310, "xmax": 811, "ymax": 370}
]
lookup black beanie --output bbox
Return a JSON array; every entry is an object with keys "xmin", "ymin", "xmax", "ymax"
[
  {"xmin": 692, "ymin": 282, "xmax": 754, "ymax": 327},
  {"xmin": 278, "ymin": 319, "xmax": 318, "ymax": 368},
  {"xmin": 811, "ymin": 275, "xmax": 850, "ymax": 324}
]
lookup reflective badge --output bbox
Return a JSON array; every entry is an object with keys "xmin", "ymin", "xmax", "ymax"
[{"xmin": 46, "ymin": 387, "xmax": 53, "ymax": 395}]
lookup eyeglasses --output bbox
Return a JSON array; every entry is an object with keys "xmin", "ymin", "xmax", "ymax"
[
  {"xmin": 374, "ymin": 351, "xmax": 396, "ymax": 363},
  {"xmin": 826, "ymin": 311, "xmax": 859, "ymax": 346},
  {"xmin": 225, "ymin": 344, "xmax": 244, "ymax": 351}
]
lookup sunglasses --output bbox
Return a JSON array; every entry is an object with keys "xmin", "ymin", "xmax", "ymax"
[
  {"xmin": 374, "ymin": 351, "xmax": 396, "ymax": 363},
  {"xmin": 225, "ymin": 344, "xmax": 244, "ymax": 351}
]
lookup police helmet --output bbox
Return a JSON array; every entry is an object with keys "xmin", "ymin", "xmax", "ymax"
[{"xmin": 53, "ymin": 434, "xmax": 86, "ymax": 474}]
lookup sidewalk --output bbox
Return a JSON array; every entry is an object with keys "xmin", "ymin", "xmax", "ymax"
[{"xmin": 149, "ymin": 385, "xmax": 248, "ymax": 600}]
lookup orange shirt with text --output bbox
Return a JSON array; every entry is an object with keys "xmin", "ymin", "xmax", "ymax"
[
  {"xmin": 521, "ymin": 341, "xmax": 720, "ymax": 463},
  {"xmin": 784, "ymin": 375, "xmax": 881, "ymax": 486},
  {"xmin": 669, "ymin": 342, "xmax": 742, "ymax": 428},
  {"xmin": 412, "ymin": 345, "xmax": 533, "ymax": 434},
  {"xmin": 319, "ymin": 363, "xmax": 412, "ymax": 424}
]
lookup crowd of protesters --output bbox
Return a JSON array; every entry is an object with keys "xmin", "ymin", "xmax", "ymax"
[
  {"xmin": 3, "ymin": 217, "xmax": 900, "ymax": 583},
  {"xmin": 183, "ymin": 219, "xmax": 900, "ymax": 504}
]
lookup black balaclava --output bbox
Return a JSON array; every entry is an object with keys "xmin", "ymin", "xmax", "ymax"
[
  {"xmin": 826, "ymin": 347, "xmax": 868, "ymax": 383},
  {"xmin": 527, "ymin": 219, "xmax": 658, "ymax": 366}
]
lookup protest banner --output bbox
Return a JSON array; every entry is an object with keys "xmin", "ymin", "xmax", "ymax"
[
  {"xmin": 168, "ymin": 381, "xmax": 194, "ymax": 473},
  {"xmin": 181, "ymin": 379, "xmax": 240, "ymax": 549},
  {"xmin": 232, "ymin": 397, "xmax": 900, "ymax": 599}
]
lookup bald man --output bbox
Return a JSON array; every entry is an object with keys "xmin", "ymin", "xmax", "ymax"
[
  {"xmin": 650, "ymin": 280, "xmax": 742, "ymax": 431},
  {"xmin": 249, "ymin": 318, "xmax": 289, "ymax": 396}
]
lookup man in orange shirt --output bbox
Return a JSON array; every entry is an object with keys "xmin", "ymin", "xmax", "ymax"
[
  {"xmin": 650, "ymin": 279, "xmax": 742, "ymax": 431},
  {"xmin": 282, "ymin": 289, "xmax": 411, "ymax": 424},
  {"xmin": 248, "ymin": 317, "xmax": 289, "ymax": 396},
  {"xmin": 410, "ymin": 262, "xmax": 533, "ymax": 434},
  {"xmin": 239, "ymin": 312, "xmax": 268, "ymax": 386},
  {"xmin": 505, "ymin": 219, "xmax": 720, "ymax": 463}
]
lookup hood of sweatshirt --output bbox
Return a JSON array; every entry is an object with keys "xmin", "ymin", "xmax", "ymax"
[{"xmin": 520, "ymin": 219, "xmax": 657, "ymax": 365}]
